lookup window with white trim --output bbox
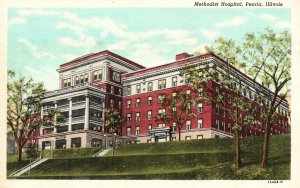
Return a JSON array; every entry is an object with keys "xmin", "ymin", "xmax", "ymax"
[
  {"xmin": 136, "ymin": 98, "xmax": 141, "ymax": 107},
  {"xmin": 158, "ymin": 79, "xmax": 166, "ymax": 89},
  {"xmin": 148, "ymin": 96, "xmax": 153, "ymax": 105},
  {"xmin": 185, "ymin": 136, "xmax": 191, "ymax": 140},
  {"xmin": 136, "ymin": 84, "xmax": 141, "ymax": 94},
  {"xmin": 112, "ymin": 71, "xmax": 120, "ymax": 82},
  {"xmin": 93, "ymin": 69, "xmax": 102, "ymax": 80},
  {"xmin": 186, "ymin": 90, "xmax": 191, "ymax": 98},
  {"xmin": 126, "ymin": 100, "xmax": 131, "ymax": 108},
  {"xmin": 126, "ymin": 113, "xmax": 131, "ymax": 122},
  {"xmin": 126, "ymin": 127, "xmax": 131, "ymax": 136},
  {"xmin": 64, "ymin": 78, "xmax": 71, "ymax": 87},
  {"xmin": 158, "ymin": 123, "xmax": 166, "ymax": 128},
  {"xmin": 197, "ymin": 103, "xmax": 203, "ymax": 113},
  {"xmin": 148, "ymin": 110, "xmax": 152, "ymax": 120},
  {"xmin": 158, "ymin": 94, "xmax": 166, "ymax": 103},
  {"xmin": 148, "ymin": 124, "xmax": 152, "ymax": 132},
  {"xmin": 172, "ymin": 77, "xmax": 177, "ymax": 86},
  {"xmin": 148, "ymin": 82, "xmax": 153, "ymax": 91},
  {"xmin": 197, "ymin": 119, "xmax": 203, "ymax": 129},
  {"xmin": 158, "ymin": 109, "xmax": 166, "ymax": 117},
  {"xmin": 136, "ymin": 112, "xmax": 140, "ymax": 122},
  {"xmin": 186, "ymin": 120, "xmax": 191, "ymax": 130},
  {"xmin": 197, "ymin": 87, "xmax": 203, "ymax": 96},
  {"xmin": 197, "ymin": 135, "xmax": 203, "ymax": 139},
  {"xmin": 110, "ymin": 99, "xmax": 114, "ymax": 108},
  {"xmin": 110, "ymin": 86, "xmax": 114, "ymax": 94},
  {"xmin": 135, "ymin": 126, "xmax": 140, "ymax": 135}
]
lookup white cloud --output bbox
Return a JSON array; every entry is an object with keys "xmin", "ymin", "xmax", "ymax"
[
  {"xmin": 56, "ymin": 22, "xmax": 85, "ymax": 39},
  {"xmin": 201, "ymin": 29, "xmax": 220, "ymax": 40},
  {"xmin": 58, "ymin": 37, "xmax": 96, "ymax": 48},
  {"xmin": 25, "ymin": 65, "xmax": 42, "ymax": 74},
  {"xmin": 164, "ymin": 38, "xmax": 198, "ymax": 46},
  {"xmin": 18, "ymin": 38, "xmax": 55, "ymax": 59},
  {"xmin": 258, "ymin": 14, "xmax": 278, "ymax": 21},
  {"xmin": 107, "ymin": 41, "xmax": 129, "ymax": 51},
  {"xmin": 8, "ymin": 17, "xmax": 26, "ymax": 25},
  {"xmin": 276, "ymin": 21, "xmax": 290, "ymax": 29},
  {"xmin": 61, "ymin": 54, "xmax": 77, "ymax": 61},
  {"xmin": 216, "ymin": 16, "xmax": 247, "ymax": 28}
]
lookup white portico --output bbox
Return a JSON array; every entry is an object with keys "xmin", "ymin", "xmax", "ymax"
[{"xmin": 39, "ymin": 83, "xmax": 108, "ymax": 149}]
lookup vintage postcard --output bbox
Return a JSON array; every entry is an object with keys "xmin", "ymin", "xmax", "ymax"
[{"xmin": 0, "ymin": 0, "xmax": 299, "ymax": 187}]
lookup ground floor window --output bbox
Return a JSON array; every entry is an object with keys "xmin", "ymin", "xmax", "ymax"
[
  {"xmin": 147, "ymin": 139, "xmax": 151, "ymax": 143},
  {"xmin": 197, "ymin": 135, "xmax": 203, "ymax": 139},
  {"xmin": 172, "ymin": 137, "xmax": 176, "ymax": 141},
  {"xmin": 56, "ymin": 139, "xmax": 66, "ymax": 149},
  {"xmin": 185, "ymin": 136, "xmax": 191, "ymax": 140},
  {"xmin": 91, "ymin": 138, "xmax": 102, "ymax": 147},
  {"xmin": 71, "ymin": 137, "xmax": 81, "ymax": 148},
  {"xmin": 42, "ymin": 141, "xmax": 51, "ymax": 150}
]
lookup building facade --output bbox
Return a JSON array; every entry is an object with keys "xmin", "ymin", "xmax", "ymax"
[{"xmin": 37, "ymin": 50, "xmax": 289, "ymax": 149}]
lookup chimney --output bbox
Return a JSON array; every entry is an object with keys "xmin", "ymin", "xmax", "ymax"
[{"xmin": 176, "ymin": 52, "xmax": 191, "ymax": 61}]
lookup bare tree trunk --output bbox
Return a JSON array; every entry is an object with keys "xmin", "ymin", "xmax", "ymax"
[
  {"xmin": 178, "ymin": 128, "xmax": 181, "ymax": 141},
  {"xmin": 261, "ymin": 122, "xmax": 271, "ymax": 168},
  {"xmin": 235, "ymin": 131, "xmax": 241, "ymax": 169},
  {"xmin": 17, "ymin": 145, "xmax": 22, "ymax": 162}
]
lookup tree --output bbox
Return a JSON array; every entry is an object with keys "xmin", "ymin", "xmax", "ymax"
[
  {"xmin": 7, "ymin": 70, "xmax": 65, "ymax": 162},
  {"xmin": 157, "ymin": 90, "xmax": 196, "ymax": 141},
  {"xmin": 182, "ymin": 62, "xmax": 256, "ymax": 169},
  {"xmin": 104, "ymin": 108, "xmax": 122, "ymax": 156},
  {"xmin": 25, "ymin": 141, "xmax": 39, "ymax": 174},
  {"xmin": 242, "ymin": 28, "xmax": 291, "ymax": 168}
]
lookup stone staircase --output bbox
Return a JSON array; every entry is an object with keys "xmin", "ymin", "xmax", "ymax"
[
  {"xmin": 93, "ymin": 148, "xmax": 112, "ymax": 157},
  {"xmin": 9, "ymin": 158, "xmax": 49, "ymax": 177}
]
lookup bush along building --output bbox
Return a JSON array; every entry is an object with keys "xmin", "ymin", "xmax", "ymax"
[{"xmin": 37, "ymin": 50, "xmax": 289, "ymax": 149}]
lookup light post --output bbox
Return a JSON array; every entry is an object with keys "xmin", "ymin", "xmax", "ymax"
[
  {"xmin": 104, "ymin": 134, "xmax": 107, "ymax": 149},
  {"xmin": 112, "ymin": 132, "xmax": 117, "ymax": 157}
]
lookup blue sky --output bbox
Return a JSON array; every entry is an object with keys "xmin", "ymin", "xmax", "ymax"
[{"xmin": 8, "ymin": 8, "xmax": 290, "ymax": 90}]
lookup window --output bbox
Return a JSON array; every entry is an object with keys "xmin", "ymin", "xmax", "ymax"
[
  {"xmin": 172, "ymin": 92, "xmax": 177, "ymax": 101},
  {"xmin": 111, "ymin": 86, "xmax": 114, "ymax": 94},
  {"xmin": 136, "ymin": 98, "xmax": 141, "ymax": 107},
  {"xmin": 197, "ymin": 87, "xmax": 203, "ymax": 96},
  {"xmin": 172, "ymin": 107, "xmax": 176, "ymax": 116},
  {"xmin": 158, "ymin": 123, "xmax": 166, "ymax": 128},
  {"xmin": 127, "ymin": 113, "xmax": 131, "ymax": 122},
  {"xmin": 136, "ymin": 84, "xmax": 141, "ymax": 93},
  {"xmin": 119, "ymin": 88, "xmax": 122, "ymax": 95},
  {"xmin": 84, "ymin": 74, "xmax": 88, "ymax": 82},
  {"xmin": 186, "ymin": 103, "xmax": 191, "ymax": 114},
  {"xmin": 172, "ymin": 137, "xmax": 176, "ymax": 141},
  {"xmin": 186, "ymin": 74, "xmax": 191, "ymax": 83},
  {"xmin": 158, "ymin": 79, "xmax": 166, "ymax": 89},
  {"xmin": 172, "ymin": 77, "xmax": 177, "ymax": 86},
  {"xmin": 185, "ymin": 136, "xmax": 191, "ymax": 140},
  {"xmin": 199, "ymin": 71, "xmax": 203, "ymax": 78},
  {"xmin": 172, "ymin": 122, "xmax": 176, "ymax": 131},
  {"xmin": 64, "ymin": 78, "xmax": 71, "ymax": 87},
  {"xmin": 126, "ymin": 86, "xmax": 131, "ymax": 95},
  {"xmin": 197, "ymin": 103, "xmax": 203, "ymax": 113},
  {"xmin": 118, "ymin": 101, "xmax": 121, "ymax": 109},
  {"xmin": 158, "ymin": 109, "xmax": 166, "ymax": 117},
  {"xmin": 158, "ymin": 94, "xmax": 166, "ymax": 103},
  {"xmin": 93, "ymin": 69, "xmax": 102, "ymax": 80},
  {"xmin": 148, "ymin": 124, "xmax": 152, "ymax": 132},
  {"xmin": 136, "ymin": 112, "xmax": 140, "ymax": 122},
  {"xmin": 110, "ymin": 99, "xmax": 114, "ymax": 108},
  {"xmin": 112, "ymin": 71, "xmax": 120, "ymax": 82},
  {"xmin": 186, "ymin": 120, "xmax": 191, "ymax": 130},
  {"xmin": 148, "ymin": 110, "xmax": 152, "ymax": 120},
  {"xmin": 197, "ymin": 119, "xmax": 203, "ymax": 129},
  {"xmin": 216, "ymin": 119, "xmax": 219, "ymax": 129},
  {"xmin": 135, "ymin": 126, "xmax": 140, "ymax": 135},
  {"xmin": 148, "ymin": 82, "xmax": 153, "ymax": 91},
  {"xmin": 221, "ymin": 121, "xmax": 225, "ymax": 131},
  {"xmin": 186, "ymin": 90, "xmax": 191, "ymax": 98},
  {"xmin": 126, "ymin": 100, "xmax": 131, "ymax": 108},
  {"xmin": 80, "ymin": 75, "xmax": 84, "ymax": 83},
  {"xmin": 75, "ymin": 76, "xmax": 79, "ymax": 85},
  {"xmin": 197, "ymin": 135, "xmax": 203, "ymax": 139},
  {"xmin": 148, "ymin": 96, "xmax": 153, "ymax": 105},
  {"xmin": 126, "ymin": 127, "xmax": 131, "ymax": 136}
]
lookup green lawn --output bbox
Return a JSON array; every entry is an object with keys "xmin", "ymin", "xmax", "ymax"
[
  {"xmin": 11, "ymin": 134, "xmax": 290, "ymax": 179},
  {"xmin": 42, "ymin": 147, "xmax": 101, "ymax": 159}
]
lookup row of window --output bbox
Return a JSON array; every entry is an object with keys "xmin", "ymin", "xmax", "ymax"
[
  {"xmin": 126, "ymin": 89, "xmax": 203, "ymax": 108},
  {"xmin": 125, "ymin": 119, "xmax": 204, "ymax": 136},
  {"xmin": 125, "ymin": 104, "xmax": 203, "ymax": 122}
]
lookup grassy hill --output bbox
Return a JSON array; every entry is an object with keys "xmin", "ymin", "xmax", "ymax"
[{"xmin": 11, "ymin": 134, "xmax": 290, "ymax": 180}]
